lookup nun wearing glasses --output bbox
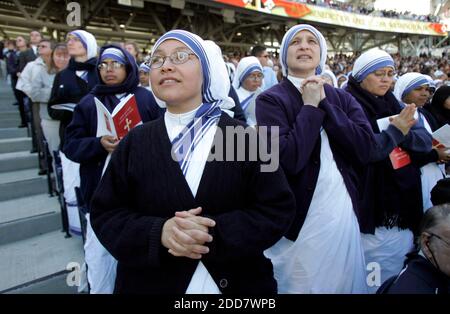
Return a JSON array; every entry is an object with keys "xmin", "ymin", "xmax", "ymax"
[
  {"xmin": 90, "ymin": 30, "xmax": 295, "ymax": 294},
  {"xmin": 256, "ymin": 24, "xmax": 375, "ymax": 293},
  {"xmin": 64, "ymin": 45, "xmax": 162, "ymax": 293},
  {"xmin": 232, "ymin": 56, "xmax": 264, "ymax": 127},
  {"xmin": 345, "ymin": 49, "xmax": 432, "ymax": 293},
  {"xmin": 393, "ymin": 73, "xmax": 449, "ymax": 212}
]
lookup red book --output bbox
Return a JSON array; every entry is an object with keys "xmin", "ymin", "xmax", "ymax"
[
  {"xmin": 95, "ymin": 94, "xmax": 143, "ymax": 140},
  {"xmin": 432, "ymin": 138, "xmax": 445, "ymax": 149},
  {"xmin": 389, "ymin": 147, "xmax": 411, "ymax": 170},
  {"xmin": 432, "ymin": 124, "xmax": 450, "ymax": 149}
]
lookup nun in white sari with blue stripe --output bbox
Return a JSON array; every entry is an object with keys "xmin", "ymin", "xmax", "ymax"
[
  {"xmin": 394, "ymin": 73, "xmax": 448, "ymax": 211},
  {"xmin": 346, "ymin": 50, "xmax": 432, "ymax": 294},
  {"xmin": 232, "ymin": 56, "xmax": 264, "ymax": 127},
  {"xmin": 90, "ymin": 30, "xmax": 295, "ymax": 294},
  {"xmin": 258, "ymin": 24, "xmax": 372, "ymax": 294}
]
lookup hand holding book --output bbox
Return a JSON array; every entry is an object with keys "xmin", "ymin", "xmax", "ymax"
[
  {"xmin": 101, "ymin": 135, "xmax": 119, "ymax": 153},
  {"xmin": 95, "ymin": 94, "xmax": 143, "ymax": 176},
  {"xmin": 388, "ymin": 104, "xmax": 417, "ymax": 136},
  {"xmin": 434, "ymin": 146, "xmax": 450, "ymax": 164},
  {"xmin": 377, "ymin": 104, "xmax": 418, "ymax": 170}
]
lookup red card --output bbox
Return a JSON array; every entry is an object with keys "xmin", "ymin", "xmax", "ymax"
[
  {"xmin": 432, "ymin": 138, "xmax": 445, "ymax": 149},
  {"xmin": 389, "ymin": 147, "xmax": 411, "ymax": 170}
]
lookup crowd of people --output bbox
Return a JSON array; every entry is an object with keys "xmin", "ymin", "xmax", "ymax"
[
  {"xmin": 0, "ymin": 24, "xmax": 449, "ymax": 295},
  {"xmin": 225, "ymin": 49, "xmax": 449, "ymax": 91},
  {"xmin": 292, "ymin": 0, "xmax": 442, "ymax": 22}
]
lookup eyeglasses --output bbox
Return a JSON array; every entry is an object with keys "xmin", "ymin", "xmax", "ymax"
[
  {"xmin": 98, "ymin": 61, "xmax": 125, "ymax": 71},
  {"xmin": 373, "ymin": 70, "xmax": 396, "ymax": 79},
  {"xmin": 429, "ymin": 232, "xmax": 450, "ymax": 248},
  {"xmin": 247, "ymin": 73, "xmax": 264, "ymax": 81},
  {"xmin": 146, "ymin": 51, "xmax": 196, "ymax": 69},
  {"xmin": 66, "ymin": 36, "xmax": 80, "ymax": 44}
]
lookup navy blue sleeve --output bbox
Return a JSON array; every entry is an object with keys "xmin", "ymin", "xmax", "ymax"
[
  {"xmin": 63, "ymin": 95, "xmax": 107, "ymax": 163},
  {"xmin": 47, "ymin": 71, "xmax": 74, "ymax": 123},
  {"xmin": 370, "ymin": 125, "xmax": 406, "ymax": 161},
  {"xmin": 228, "ymin": 86, "xmax": 247, "ymax": 123},
  {"xmin": 320, "ymin": 89, "xmax": 376, "ymax": 165},
  {"xmin": 410, "ymin": 149, "xmax": 439, "ymax": 168},
  {"xmin": 370, "ymin": 122, "xmax": 432, "ymax": 162},
  {"xmin": 401, "ymin": 123, "xmax": 433, "ymax": 152}
]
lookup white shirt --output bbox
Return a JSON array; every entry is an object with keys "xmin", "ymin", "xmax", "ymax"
[
  {"xmin": 164, "ymin": 105, "xmax": 221, "ymax": 294},
  {"xmin": 287, "ymin": 75, "xmax": 305, "ymax": 90}
]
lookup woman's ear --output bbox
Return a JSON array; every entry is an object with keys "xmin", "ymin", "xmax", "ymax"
[{"xmin": 420, "ymin": 232, "xmax": 433, "ymax": 255}]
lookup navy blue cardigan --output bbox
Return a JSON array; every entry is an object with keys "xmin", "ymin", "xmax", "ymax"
[
  {"xmin": 48, "ymin": 57, "xmax": 99, "ymax": 148},
  {"xmin": 346, "ymin": 77, "xmax": 432, "ymax": 234},
  {"xmin": 90, "ymin": 113, "xmax": 296, "ymax": 294},
  {"xmin": 256, "ymin": 77, "xmax": 376, "ymax": 240},
  {"xmin": 64, "ymin": 45, "xmax": 163, "ymax": 210}
]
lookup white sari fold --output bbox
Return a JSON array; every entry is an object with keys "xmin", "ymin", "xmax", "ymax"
[{"xmin": 265, "ymin": 131, "xmax": 368, "ymax": 294}]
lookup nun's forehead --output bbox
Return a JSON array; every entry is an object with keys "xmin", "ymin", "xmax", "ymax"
[
  {"xmin": 154, "ymin": 39, "xmax": 191, "ymax": 53},
  {"xmin": 289, "ymin": 29, "xmax": 318, "ymax": 43},
  {"xmin": 66, "ymin": 33, "xmax": 78, "ymax": 40}
]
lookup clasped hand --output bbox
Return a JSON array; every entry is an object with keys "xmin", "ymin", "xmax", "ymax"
[
  {"xmin": 300, "ymin": 76, "xmax": 326, "ymax": 107},
  {"xmin": 161, "ymin": 207, "xmax": 216, "ymax": 259}
]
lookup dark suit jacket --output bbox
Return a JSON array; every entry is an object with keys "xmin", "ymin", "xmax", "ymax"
[{"xmin": 379, "ymin": 252, "xmax": 449, "ymax": 294}]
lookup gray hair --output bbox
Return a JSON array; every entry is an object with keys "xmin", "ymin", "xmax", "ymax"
[{"xmin": 418, "ymin": 203, "xmax": 450, "ymax": 247}]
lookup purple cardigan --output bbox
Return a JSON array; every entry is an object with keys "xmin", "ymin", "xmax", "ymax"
[{"xmin": 256, "ymin": 77, "xmax": 376, "ymax": 240}]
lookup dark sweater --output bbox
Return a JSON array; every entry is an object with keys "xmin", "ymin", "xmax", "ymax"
[
  {"xmin": 18, "ymin": 48, "xmax": 36, "ymax": 73},
  {"xmin": 424, "ymin": 86, "xmax": 450, "ymax": 129},
  {"xmin": 256, "ymin": 77, "xmax": 376, "ymax": 240},
  {"xmin": 410, "ymin": 107, "xmax": 441, "ymax": 168},
  {"xmin": 90, "ymin": 113, "xmax": 296, "ymax": 294},
  {"xmin": 5, "ymin": 49, "xmax": 19, "ymax": 77},
  {"xmin": 228, "ymin": 85, "xmax": 246, "ymax": 123},
  {"xmin": 48, "ymin": 57, "xmax": 99, "ymax": 148},
  {"xmin": 64, "ymin": 89, "xmax": 162, "ymax": 210},
  {"xmin": 64, "ymin": 45, "xmax": 163, "ymax": 210},
  {"xmin": 346, "ymin": 77, "xmax": 432, "ymax": 234}
]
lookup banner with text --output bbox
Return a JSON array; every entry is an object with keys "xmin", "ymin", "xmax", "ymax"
[{"xmin": 215, "ymin": 0, "xmax": 447, "ymax": 36}]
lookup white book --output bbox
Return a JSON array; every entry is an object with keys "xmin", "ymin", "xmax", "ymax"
[
  {"xmin": 50, "ymin": 103, "xmax": 77, "ymax": 112},
  {"xmin": 432, "ymin": 124, "xmax": 450, "ymax": 148},
  {"xmin": 376, "ymin": 111, "xmax": 419, "ymax": 132},
  {"xmin": 94, "ymin": 94, "xmax": 142, "ymax": 176}
]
